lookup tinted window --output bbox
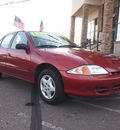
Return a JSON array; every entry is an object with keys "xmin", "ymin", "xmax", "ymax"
[
  {"xmin": 11, "ymin": 32, "xmax": 28, "ymax": 49},
  {"xmin": 1, "ymin": 33, "xmax": 14, "ymax": 48}
]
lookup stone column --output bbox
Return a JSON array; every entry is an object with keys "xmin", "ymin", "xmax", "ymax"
[
  {"xmin": 96, "ymin": 4, "xmax": 104, "ymax": 50},
  {"xmin": 101, "ymin": 0, "xmax": 114, "ymax": 53},
  {"xmin": 81, "ymin": 4, "xmax": 89, "ymax": 48},
  {"xmin": 98, "ymin": 4, "xmax": 104, "ymax": 32},
  {"xmin": 70, "ymin": 16, "xmax": 75, "ymax": 42}
]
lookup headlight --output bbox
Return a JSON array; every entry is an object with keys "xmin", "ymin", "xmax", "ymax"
[{"xmin": 67, "ymin": 65, "xmax": 108, "ymax": 75}]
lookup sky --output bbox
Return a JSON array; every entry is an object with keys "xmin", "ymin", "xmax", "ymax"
[{"xmin": 0, "ymin": 0, "xmax": 82, "ymax": 42}]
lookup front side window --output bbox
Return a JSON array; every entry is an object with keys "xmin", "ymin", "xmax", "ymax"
[
  {"xmin": 1, "ymin": 33, "xmax": 14, "ymax": 48},
  {"xmin": 11, "ymin": 32, "xmax": 28, "ymax": 49}
]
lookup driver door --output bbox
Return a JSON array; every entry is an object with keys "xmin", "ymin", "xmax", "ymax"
[{"xmin": 7, "ymin": 32, "xmax": 32, "ymax": 81}]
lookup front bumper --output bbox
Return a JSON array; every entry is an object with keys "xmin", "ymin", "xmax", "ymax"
[{"xmin": 60, "ymin": 71, "xmax": 120, "ymax": 97}]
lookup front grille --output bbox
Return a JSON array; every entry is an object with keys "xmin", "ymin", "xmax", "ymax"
[
  {"xmin": 95, "ymin": 84, "xmax": 120, "ymax": 95},
  {"xmin": 111, "ymin": 71, "xmax": 120, "ymax": 75},
  {"xmin": 112, "ymin": 84, "xmax": 120, "ymax": 92},
  {"xmin": 95, "ymin": 87, "xmax": 108, "ymax": 94}
]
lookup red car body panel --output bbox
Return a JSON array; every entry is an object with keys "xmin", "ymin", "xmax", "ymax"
[
  {"xmin": 6, "ymin": 49, "xmax": 31, "ymax": 81},
  {"xmin": 0, "ymin": 48, "xmax": 7, "ymax": 72},
  {"xmin": 0, "ymin": 31, "xmax": 120, "ymax": 97},
  {"xmin": 61, "ymin": 71, "xmax": 120, "ymax": 96}
]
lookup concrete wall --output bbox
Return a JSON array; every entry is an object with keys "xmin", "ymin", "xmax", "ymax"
[
  {"xmin": 72, "ymin": 0, "xmax": 102, "ymax": 16},
  {"xmin": 114, "ymin": 43, "xmax": 120, "ymax": 56},
  {"xmin": 85, "ymin": 0, "xmax": 102, "ymax": 5},
  {"xmin": 71, "ymin": 0, "xmax": 84, "ymax": 16},
  {"xmin": 102, "ymin": 0, "xmax": 104, "ymax": 4},
  {"xmin": 88, "ymin": 6, "xmax": 99, "ymax": 21}
]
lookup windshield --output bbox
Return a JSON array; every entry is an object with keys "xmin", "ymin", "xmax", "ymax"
[{"xmin": 28, "ymin": 31, "xmax": 79, "ymax": 48}]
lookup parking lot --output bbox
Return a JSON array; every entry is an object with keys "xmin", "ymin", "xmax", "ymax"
[{"xmin": 1, "ymin": 74, "xmax": 120, "ymax": 130}]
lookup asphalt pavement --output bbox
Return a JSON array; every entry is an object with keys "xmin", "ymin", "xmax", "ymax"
[{"xmin": 1, "ymin": 74, "xmax": 120, "ymax": 130}]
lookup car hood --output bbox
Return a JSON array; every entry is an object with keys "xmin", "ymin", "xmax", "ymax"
[{"xmin": 37, "ymin": 48, "xmax": 120, "ymax": 73}]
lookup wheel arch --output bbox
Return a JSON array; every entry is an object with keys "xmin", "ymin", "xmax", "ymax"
[{"xmin": 34, "ymin": 63, "xmax": 64, "ymax": 87}]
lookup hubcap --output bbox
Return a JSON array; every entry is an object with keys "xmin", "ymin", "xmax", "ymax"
[{"xmin": 40, "ymin": 75, "xmax": 56, "ymax": 99}]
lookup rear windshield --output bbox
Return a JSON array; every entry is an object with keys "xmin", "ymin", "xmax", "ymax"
[{"xmin": 28, "ymin": 31, "xmax": 79, "ymax": 48}]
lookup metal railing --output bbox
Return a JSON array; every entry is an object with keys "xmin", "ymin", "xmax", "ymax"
[{"xmin": 81, "ymin": 42, "xmax": 102, "ymax": 51}]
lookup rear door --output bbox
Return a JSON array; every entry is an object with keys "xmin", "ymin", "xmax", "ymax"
[
  {"xmin": 0, "ymin": 33, "xmax": 15, "ymax": 74},
  {"xmin": 7, "ymin": 32, "xmax": 32, "ymax": 81}
]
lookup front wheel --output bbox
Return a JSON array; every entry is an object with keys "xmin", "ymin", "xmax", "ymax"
[
  {"xmin": 0, "ymin": 72, "xmax": 2, "ymax": 79},
  {"xmin": 37, "ymin": 68, "xmax": 64, "ymax": 105}
]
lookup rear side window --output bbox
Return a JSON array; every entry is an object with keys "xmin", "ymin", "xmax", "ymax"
[
  {"xmin": 1, "ymin": 33, "xmax": 14, "ymax": 48},
  {"xmin": 11, "ymin": 32, "xmax": 28, "ymax": 49}
]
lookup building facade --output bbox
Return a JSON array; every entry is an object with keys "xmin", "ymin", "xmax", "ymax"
[{"xmin": 70, "ymin": 0, "xmax": 120, "ymax": 55}]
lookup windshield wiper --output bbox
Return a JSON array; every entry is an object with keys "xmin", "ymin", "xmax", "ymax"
[
  {"xmin": 36, "ymin": 45, "xmax": 58, "ymax": 48},
  {"xmin": 59, "ymin": 45, "xmax": 78, "ymax": 48}
]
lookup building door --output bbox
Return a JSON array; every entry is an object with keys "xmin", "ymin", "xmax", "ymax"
[{"xmin": 111, "ymin": 28, "xmax": 116, "ymax": 54}]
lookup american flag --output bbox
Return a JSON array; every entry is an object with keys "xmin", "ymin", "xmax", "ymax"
[
  {"xmin": 40, "ymin": 20, "xmax": 43, "ymax": 31},
  {"xmin": 14, "ymin": 16, "xmax": 24, "ymax": 30}
]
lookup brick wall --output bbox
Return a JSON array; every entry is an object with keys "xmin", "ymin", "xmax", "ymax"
[
  {"xmin": 101, "ymin": 0, "xmax": 115, "ymax": 53},
  {"xmin": 70, "ymin": 16, "xmax": 75, "ymax": 42},
  {"xmin": 81, "ymin": 4, "xmax": 89, "ymax": 48},
  {"xmin": 98, "ymin": 4, "xmax": 104, "ymax": 32}
]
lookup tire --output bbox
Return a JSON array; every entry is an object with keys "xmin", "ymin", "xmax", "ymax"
[
  {"xmin": 37, "ymin": 68, "xmax": 64, "ymax": 105},
  {"xmin": 0, "ymin": 72, "xmax": 2, "ymax": 79}
]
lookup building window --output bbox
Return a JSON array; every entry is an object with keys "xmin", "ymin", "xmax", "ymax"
[
  {"xmin": 116, "ymin": 6, "xmax": 120, "ymax": 41},
  {"xmin": 87, "ymin": 18, "xmax": 98, "ymax": 45},
  {"xmin": 113, "ymin": 0, "xmax": 120, "ymax": 41}
]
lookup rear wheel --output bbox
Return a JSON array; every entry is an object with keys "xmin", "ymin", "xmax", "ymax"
[
  {"xmin": 37, "ymin": 68, "xmax": 64, "ymax": 105},
  {"xmin": 0, "ymin": 73, "xmax": 2, "ymax": 79}
]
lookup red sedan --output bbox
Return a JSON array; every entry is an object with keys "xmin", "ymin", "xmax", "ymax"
[{"xmin": 0, "ymin": 31, "xmax": 120, "ymax": 104}]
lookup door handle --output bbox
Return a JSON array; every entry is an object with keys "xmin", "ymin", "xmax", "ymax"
[{"xmin": 8, "ymin": 53, "xmax": 11, "ymax": 56}]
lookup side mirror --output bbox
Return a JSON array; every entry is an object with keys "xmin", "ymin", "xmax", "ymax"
[{"xmin": 16, "ymin": 44, "xmax": 30, "ymax": 51}]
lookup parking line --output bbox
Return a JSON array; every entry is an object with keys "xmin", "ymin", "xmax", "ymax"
[
  {"xmin": 72, "ymin": 100, "xmax": 120, "ymax": 113},
  {"xmin": 42, "ymin": 121, "xmax": 65, "ymax": 130}
]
